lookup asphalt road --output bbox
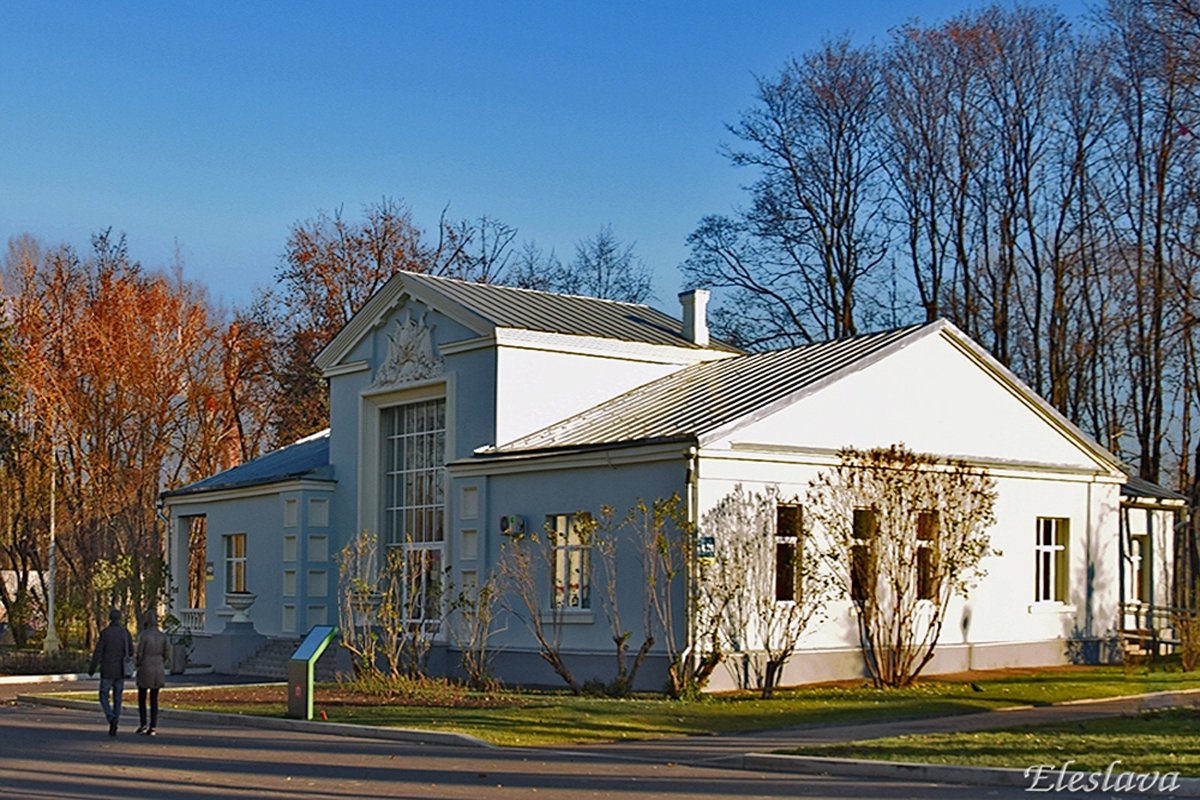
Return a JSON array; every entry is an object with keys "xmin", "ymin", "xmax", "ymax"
[{"xmin": 0, "ymin": 679, "xmax": 1106, "ymax": 799}]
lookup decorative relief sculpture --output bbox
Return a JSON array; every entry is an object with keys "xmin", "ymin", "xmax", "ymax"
[{"xmin": 372, "ymin": 308, "xmax": 443, "ymax": 388}]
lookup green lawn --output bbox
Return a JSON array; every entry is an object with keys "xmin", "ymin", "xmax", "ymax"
[
  {"xmin": 146, "ymin": 665, "xmax": 1200, "ymax": 747},
  {"xmin": 790, "ymin": 708, "xmax": 1200, "ymax": 776}
]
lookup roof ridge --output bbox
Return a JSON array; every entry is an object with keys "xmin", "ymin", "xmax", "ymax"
[{"xmin": 409, "ymin": 271, "xmax": 657, "ymax": 310}]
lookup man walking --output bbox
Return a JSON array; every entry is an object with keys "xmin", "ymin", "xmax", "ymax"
[{"xmin": 88, "ymin": 608, "xmax": 133, "ymax": 736}]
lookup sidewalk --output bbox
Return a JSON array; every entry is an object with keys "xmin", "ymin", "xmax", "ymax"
[{"xmin": 15, "ymin": 675, "xmax": 1200, "ymax": 796}]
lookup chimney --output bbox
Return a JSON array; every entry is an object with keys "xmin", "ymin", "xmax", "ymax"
[{"xmin": 679, "ymin": 288, "xmax": 710, "ymax": 347}]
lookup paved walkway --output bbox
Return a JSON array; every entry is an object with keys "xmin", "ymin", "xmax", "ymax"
[{"xmin": 12, "ymin": 675, "xmax": 1200, "ymax": 797}]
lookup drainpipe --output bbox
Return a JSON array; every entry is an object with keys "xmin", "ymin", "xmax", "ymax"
[
  {"xmin": 685, "ymin": 445, "xmax": 699, "ymax": 675},
  {"xmin": 1148, "ymin": 506, "xmax": 1156, "ymax": 651},
  {"xmin": 156, "ymin": 500, "xmax": 172, "ymax": 617}
]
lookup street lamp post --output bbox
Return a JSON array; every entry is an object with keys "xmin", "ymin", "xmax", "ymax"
[{"xmin": 42, "ymin": 446, "xmax": 59, "ymax": 656}]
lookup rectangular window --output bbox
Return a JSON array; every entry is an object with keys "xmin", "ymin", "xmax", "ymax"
[
  {"xmin": 1131, "ymin": 533, "xmax": 1151, "ymax": 604},
  {"xmin": 283, "ymin": 498, "xmax": 298, "ymax": 528},
  {"xmin": 851, "ymin": 509, "xmax": 877, "ymax": 603},
  {"xmin": 383, "ymin": 399, "xmax": 446, "ymax": 546},
  {"xmin": 308, "ymin": 569, "xmax": 328, "ymax": 597},
  {"xmin": 307, "ymin": 605, "xmax": 327, "ymax": 626},
  {"xmin": 283, "ymin": 535, "xmax": 298, "ymax": 563},
  {"xmin": 383, "ymin": 398, "xmax": 447, "ymax": 628},
  {"xmin": 282, "ymin": 604, "xmax": 296, "ymax": 633},
  {"xmin": 774, "ymin": 503, "xmax": 802, "ymax": 602},
  {"xmin": 224, "ymin": 533, "xmax": 247, "ymax": 593},
  {"xmin": 548, "ymin": 513, "xmax": 591, "ymax": 610},
  {"xmin": 1034, "ymin": 517, "xmax": 1070, "ymax": 603},
  {"xmin": 282, "ymin": 569, "xmax": 297, "ymax": 597},
  {"xmin": 916, "ymin": 511, "xmax": 939, "ymax": 601}
]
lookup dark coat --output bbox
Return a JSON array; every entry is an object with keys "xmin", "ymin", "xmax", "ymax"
[
  {"xmin": 135, "ymin": 626, "xmax": 170, "ymax": 689},
  {"xmin": 89, "ymin": 622, "xmax": 133, "ymax": 681}
]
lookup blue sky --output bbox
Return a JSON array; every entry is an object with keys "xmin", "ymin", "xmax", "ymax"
[{"xmin": 0, "ymin": 1, "xmax": 1087, "ymax": 310}]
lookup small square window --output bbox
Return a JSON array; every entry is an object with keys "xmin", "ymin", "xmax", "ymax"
[
  {"xmin": 307, "ymin": 605, "xmax": 327, "ymax": 626},
  {"xmin": 282, "ymin": 570, "xmax": 297, "ymax": 597},
  {"xmin": 283, "ymin": 535, "xmax": 298, "ymax": 563},
  {"xmin": 283, "ymin": 498, "xmax": 298, "ymax": 528},
  {"xmin": 308, "ymin": 570, "xmax": 328, "ymax": 597},
  {"xmin": 282, "ymin": 604, "xmax": 296, "ymax": 633}
]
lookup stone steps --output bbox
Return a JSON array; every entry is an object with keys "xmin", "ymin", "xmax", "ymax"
[{"xmin": 234, "ymin": 637, "xmax": 341, "ymax": 681}]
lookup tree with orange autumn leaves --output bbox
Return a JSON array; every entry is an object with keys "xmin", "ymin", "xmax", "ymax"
[{"xmin": 0, "ymin": 232, "xmax": 275, "ymax": 646}]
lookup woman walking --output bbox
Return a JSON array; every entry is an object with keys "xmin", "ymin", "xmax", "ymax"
[{"xmin": 135, "ymin": 610, "xmax": 170, "ymax": 735}]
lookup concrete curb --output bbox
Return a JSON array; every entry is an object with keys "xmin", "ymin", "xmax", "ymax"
[
  {"xmin": 17, "ymin": 693, "xmax": 496, "ymax": 750},
  {"xmin": 743, "ymin": 753, "xmax": 1200, "ymax": 797},
  {"xmin": 0, "ymin": 672, "xmax": 93, "ymax": 685}
]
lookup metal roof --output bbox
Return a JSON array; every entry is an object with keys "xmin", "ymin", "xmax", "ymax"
[
  {"xmin": 1122, "ymin": 475, "xmax": 1187, "ymax": 504},
  {"xmin": 162, "ymin": 429, "xmax": 332, "ymax": 499},
  {"xmin": 400, "ymin": 273, "xmax": 743, "ymax": 353},
  {"xmin": 485, "ymin": 323, "xmax": 930, "ymax": 455}
]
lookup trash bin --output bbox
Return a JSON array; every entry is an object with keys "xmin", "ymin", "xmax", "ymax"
[{"xmin": 286, "ymin": 625, "xmax": 337, "ymax": 720}]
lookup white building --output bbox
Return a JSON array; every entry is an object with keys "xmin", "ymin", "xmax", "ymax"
[{"xmin": 162, "ymin": 273, "xmax": 1183, "ymax": 688}]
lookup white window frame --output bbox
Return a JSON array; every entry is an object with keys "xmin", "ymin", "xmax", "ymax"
[
  {"xmin": 224, "ymin": 533, "xmax": 247, "ymax": 594},
  {"xmin": 850, "ymin": 508, "xmax": 877, "ymax": 604},
  {"xmin": 774, "ymin": 503, "xmax": 802, "ymax": 603},
  {"xmin": 547, "ymin": 513, "xmax": 591, "ymax": 610},
  {"xmin": 381, "ymin": 396, "xmax": 447, "ymax": 629},
  {"xmin": 916, "ymin": 510, "xmax": 939, "ymax": 601},
  {"xmin": 1034, "ymin": 517, "xmax": 1069, "ymax": 603},
  {"xmin": 1130, "ymin": 533, "xmax": 1151, "ymax": 604}
]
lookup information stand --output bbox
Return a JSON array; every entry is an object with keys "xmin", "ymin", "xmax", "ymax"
[{"xmin": 286, "ymin": 625, "xmax": 337, "ymax": 720}]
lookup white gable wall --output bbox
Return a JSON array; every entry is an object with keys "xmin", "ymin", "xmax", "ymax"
[
  {"xmin": 719, "ymin": 330, "xmax": 1105, "ymax": 470},
  {"xmin": 494, "ymin": 335, "xmax": 726, "ymax": 446}
]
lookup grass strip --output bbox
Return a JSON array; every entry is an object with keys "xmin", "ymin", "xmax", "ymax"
[
  {"xmin": 135, "ymin": 665, "xmax": 1200, "ymax": 747},
  {"xmin": 789, "ymin": 707, "xmax": 1200, "ymax": 776}
]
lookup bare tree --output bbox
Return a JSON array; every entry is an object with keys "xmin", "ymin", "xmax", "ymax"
[
  {"xmin": 633, "ymin": 494, "xmax": 728, "ymax": 698},
  {"xmin": 684, "ymin": 38, "xmax": 890, "ymax": 346},
  {"xmin": 591, "ymin": 504, "xmax": 654, "ymax": 694},
  {"xmin": 806, "ymin": 445, "xmax": 996, "ymax": 688},
  {"xmin": 557, "ymin": 225, "xmax": 653, "ymax": 303},
  {"xmin": 448, "ymin": 570, "xmax": 505, "ymax": 690},
  {"xmin": 700, "ymin": 485, "xmax": 832, "ymax": 698},
  {"xmin": 496, "ymin": 518, "xmax": 584, "ymax": 693},
  {"xmin": 336, "ymin": 528, "xmax": 447, "ymax": 681}
]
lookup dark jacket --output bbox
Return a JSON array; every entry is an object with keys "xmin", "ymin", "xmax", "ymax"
[
  {"xmin": 135, "ymin": 626, "xmax": 170, "ymax": 689},
  {"xmin": 89, "ymin": 621, "xmax": 133, "ymax": 680}
]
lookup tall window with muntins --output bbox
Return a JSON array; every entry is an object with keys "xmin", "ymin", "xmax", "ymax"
[
  {"xmin": 224, "ymin": 533, "xmax": 247, "ymax": 593},
  {"xmin": 1034, "ymin": 517, "xmax": 1069, "ymax": 603},
  {"xmin": 774, "ymin": 503, "xmax": 802, "ymax": 602},
  {"xmin": 850, "ymin": 508, "xmax": 877, "ymax": 603},
  {"xmin": 548, "ymin": 513, "xmax": 591, "ymax": 610},
  {"xmin": 916, "ymin": 511, "xmax": 940, "ymax": 601},
  {"xmin": 1130, "ymin": 533, "xmax": 1151, "ymax": 604},
  {"xmin": 383, "ymin": 398, "xmax": 447, "ymax": 627}
]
